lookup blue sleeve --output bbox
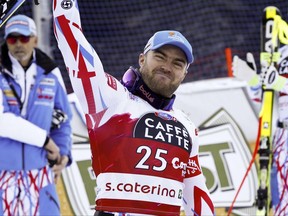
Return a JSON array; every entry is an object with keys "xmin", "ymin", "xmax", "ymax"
[{"xmin": 49, "ymin": 78, "xmax": 73, "ymax": 166}]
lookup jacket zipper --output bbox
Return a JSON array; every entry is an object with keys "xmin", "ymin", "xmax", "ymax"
[
  {"xmin": 22, "ymin": 143, "xmax": 25, "ymax": 170},
  {"xmin": 22, "ymin": 72, "xmax": 27, "ymax": 170},
  {"xmin": 46, "ymin": 191, "xmax": 60, "ymax": 210}
]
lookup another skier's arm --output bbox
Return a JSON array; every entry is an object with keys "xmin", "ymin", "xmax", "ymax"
[
  {"xmin": 232, "ymin": 52, "xmax": 260, "ymax": 86},
  {"xmin": 232, "ymin": 53, "xmax": 262, "ymax": 106}
]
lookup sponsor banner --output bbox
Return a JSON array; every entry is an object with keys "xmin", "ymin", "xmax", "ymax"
[
  {"xmin": 174, "ymin": 78, "xmax": 259, "ymax": 142},
  {"xmin": 61, "ymin": 145, "xmax": 95, "ymax": 215},
  {"xmin": 199, "ymin": 122, "xmax": 257, "ymax": 207}
]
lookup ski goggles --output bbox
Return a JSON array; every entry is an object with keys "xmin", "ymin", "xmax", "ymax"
[
  {"xmin": 120, "ymin": 67, "xmax": 141, "ymax": 91},
  {"xmin": 6, "ymin": 35, "xmax": 31, "ymax": 44}
]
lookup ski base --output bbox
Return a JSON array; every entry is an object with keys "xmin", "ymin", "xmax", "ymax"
[{"xmin": 0, "ymin": 0, "xmax": 26, "ymax": 28}]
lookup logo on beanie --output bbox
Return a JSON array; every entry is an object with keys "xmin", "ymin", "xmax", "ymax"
[{"xmin": 168, "ymin": 31, "xmax": 184, "ymax": 43}]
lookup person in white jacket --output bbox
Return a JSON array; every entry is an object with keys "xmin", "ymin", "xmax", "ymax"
[
  {"xmin": 0, "ymin": 14, "xmax": 72, "ymax": 216},
  {"xmin": 52, "ymin": 0, "xmax": 214, "ymax": 215},
  {"xmin": 233, "ymin": 46, "xmax": 288, "ymax": 215}
]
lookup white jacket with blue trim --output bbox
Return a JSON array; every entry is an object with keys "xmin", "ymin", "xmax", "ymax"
[{"xmin": 0, "ymin": 44, "xmax": 72, "ymax": 171}]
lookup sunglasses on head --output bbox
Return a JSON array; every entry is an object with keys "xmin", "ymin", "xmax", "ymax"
[{"xmin": 6, "ymin": 35, "xmax": 31, "ymax": 44}]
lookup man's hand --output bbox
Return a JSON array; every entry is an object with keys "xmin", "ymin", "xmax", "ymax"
[
  {"xmin": 260, "ymin": 65, "xmax": 286, "ymax": 91},
  {"xmin": 52, "ymin": 155, "xmax": 69, "ymax": 183},
  {"xmin": 44, "ymin": 138, "xmax": 60, "ymax": 166},
  {"xmin": 232, "ymin": 52, "xmax": 259, "ymax": 86}
]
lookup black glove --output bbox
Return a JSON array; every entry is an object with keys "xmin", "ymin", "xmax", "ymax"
[{"xmin": 48, "ymin": 158, "xmax": 58, "ymax": 167}]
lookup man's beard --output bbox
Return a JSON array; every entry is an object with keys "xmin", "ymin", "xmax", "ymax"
[
  {"xmin": 12, "ymin": 50, "xmax": 30, "ymax": 62},
  {"xmin": 140, "ymin": 66, "xmax": 179, "ymax": 98}
]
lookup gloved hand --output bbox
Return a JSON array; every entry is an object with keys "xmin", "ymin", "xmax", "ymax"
[
  {"xmin": 232, "ymin": 52, "xmax": 259, "ymax": 86},
  {"xmin": 52, "ymin": 155, "xmax": 69, "ymax": 183},
  {"xmin": 260, "ymin": 65, "xmax": 286, "ymax": 91}
]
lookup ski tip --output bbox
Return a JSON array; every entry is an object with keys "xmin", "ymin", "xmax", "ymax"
[
  {"xmin": 0, "ymin": 0, "xmax": 26, "ymax": 28},
  {"xmin": 263, "ymin": 6, "xmax": 280, "ymax": 12}
]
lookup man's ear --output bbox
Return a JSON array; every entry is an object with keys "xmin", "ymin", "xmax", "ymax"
[
  {"xmin": 33, "ymin": 36, "xmax": 38, "ymax": 48},
  {"xmin": 138, "ymin": 53, "xmax": 145, "ymax": 67},
  {"xmin": 181, "ymin": 70, "xmax": 188, "ymax": 82}
]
